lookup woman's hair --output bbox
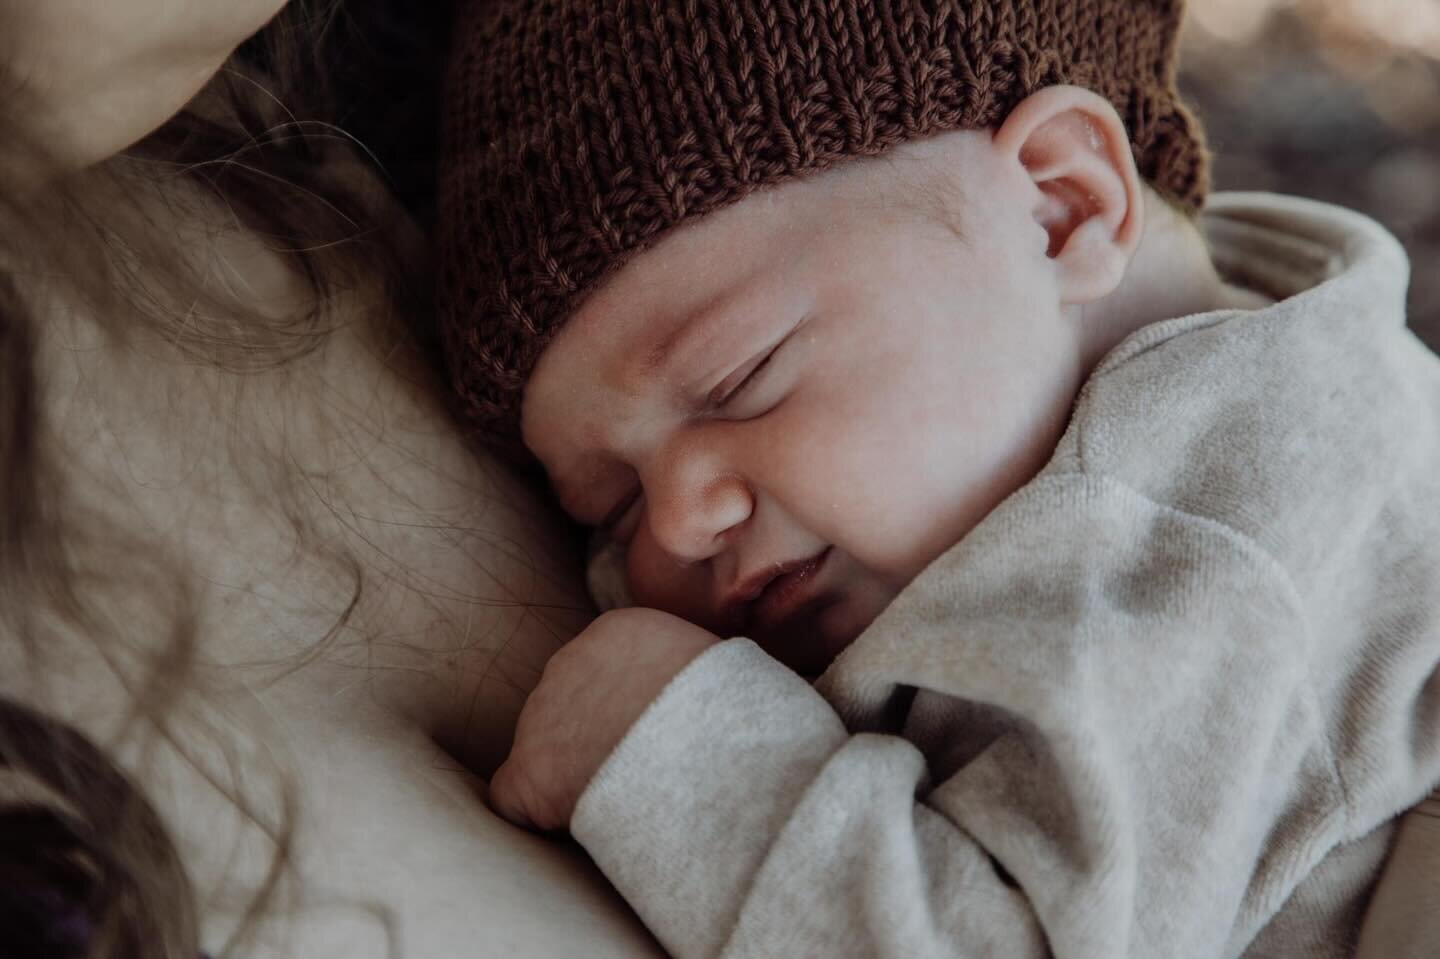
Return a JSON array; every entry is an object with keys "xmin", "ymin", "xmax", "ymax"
[{"xmin": 0, "ymin": 3, "xmax": 456, "ymax": 955}]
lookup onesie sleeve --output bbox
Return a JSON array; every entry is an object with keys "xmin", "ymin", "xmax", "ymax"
[
  {"xmin": 571, "ymin": 475, "xmax": 1348, "ymax": 959},
  {"xmin": 571, "ymin": 638, "xmax": 1048, "ymax": 959}
]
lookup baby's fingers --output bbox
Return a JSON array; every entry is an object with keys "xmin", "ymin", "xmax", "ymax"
[
  {"xmin": 488, "ymin": 755, "xmax": 566, "ymax": 833},
  {"xmin": 487, "ymin": 758, "xmax": 536, "ymax": 830}
]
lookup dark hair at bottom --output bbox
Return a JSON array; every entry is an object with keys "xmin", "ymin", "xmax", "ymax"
[
  {"xmin": 0, "ymin": 700, "xmax": 196, "ymax": 959},
  {"xmin": 0, "ymin": 2, "xmax": 457, "ymax": 957}
]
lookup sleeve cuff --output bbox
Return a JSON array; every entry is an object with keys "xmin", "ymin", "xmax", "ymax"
[{"xmin": 572, "ymin": 637, "xmax": 848, "ymax": 957}]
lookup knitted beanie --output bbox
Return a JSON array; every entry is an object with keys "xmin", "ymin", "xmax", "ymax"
[{"xmin": 437, "ymin": 0, "xmax": 1210, "ymax": 460}]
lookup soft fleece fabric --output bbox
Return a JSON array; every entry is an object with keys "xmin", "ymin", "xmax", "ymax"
[{"xmin": 571, "ymin": 193, "xmax": 1440, "ymax": 959}]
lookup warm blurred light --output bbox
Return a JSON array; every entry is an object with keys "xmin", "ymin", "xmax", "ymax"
[
  {"xmin": 1361, "ymin": 57, "xmax": 1440, "ymax": 132},
  {"xmin": 1190, "ymin": 0, "xmax": 1295, "ymax": 44},
  {"xmin": 1328, "ymin": 0, "xmax": 1440, "ymax": 59},
  {"xmin": 1190, "ymin": 0, "xmax": 1440, "ymax": 61}
]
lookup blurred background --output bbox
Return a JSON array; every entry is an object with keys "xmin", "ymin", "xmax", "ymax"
[
  {"xmin": 328, "ymin": 0, "xmax": 1440, "ymax": 349},
  {"xmin": 1180, "ymin": 0, "xmax": 1440, "ymax": 348}
]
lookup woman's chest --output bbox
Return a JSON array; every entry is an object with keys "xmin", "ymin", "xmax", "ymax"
[{"xmin": 39, "ymin": 272, "xmax": 588, "ymax": 772}]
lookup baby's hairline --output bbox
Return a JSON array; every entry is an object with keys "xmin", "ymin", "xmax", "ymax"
[
  {"xmin": 537, "ymin": 135, "xmax": 1190, "ymax": 404},
  {"xmin": 549, "ymin": 138, "xmax": 979, "ymax": 337}
]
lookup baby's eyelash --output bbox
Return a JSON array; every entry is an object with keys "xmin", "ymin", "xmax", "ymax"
[
  {"xmin": 595, "ymin": 330, "xmax": 793, "ymax": 532},
  {"xmin": 710, "ymin": 343, "xmax": 780, "ymax": 409}
]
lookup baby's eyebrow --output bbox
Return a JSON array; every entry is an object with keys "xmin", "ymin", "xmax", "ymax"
[
  {"xmin": 622, "ymin": 294, "xmax": 744, "ymax": 392},
  {"xmin": 635, "ymin": 323, "xmax": 688, "ymax": 379}
]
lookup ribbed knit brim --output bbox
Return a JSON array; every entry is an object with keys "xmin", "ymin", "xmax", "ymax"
[{"xmin": 437, "ymin": 0, "xmax": 1209, "ymax": 461}]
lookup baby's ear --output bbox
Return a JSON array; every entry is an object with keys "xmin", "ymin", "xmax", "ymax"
[{"xmin": 993, "ymin": 85, "xmax": 1145, "ymax": 305}]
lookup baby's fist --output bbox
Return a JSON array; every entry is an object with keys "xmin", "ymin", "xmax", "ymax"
[{"xmin": 488, "ymin": 607, "xmax": 721, "ymax": 831}]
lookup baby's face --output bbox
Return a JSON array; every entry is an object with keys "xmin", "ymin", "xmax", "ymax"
[{"xmin": 524, "ymin": 132, "xmax": 1089, "ymax": 674}]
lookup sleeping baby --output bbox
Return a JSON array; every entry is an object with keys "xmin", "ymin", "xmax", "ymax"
[{"xmin": 436, "ymin": 1, "xmax": 1440, "ymax": 956}]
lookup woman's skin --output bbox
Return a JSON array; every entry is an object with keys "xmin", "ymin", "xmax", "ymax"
[
  {"xmin": 2, "ymin": 2, "xmax": 661, "ymax": 954},
  {"xmin": 0, "ymin": 0, "xmax": 283, "ymax": 177}
]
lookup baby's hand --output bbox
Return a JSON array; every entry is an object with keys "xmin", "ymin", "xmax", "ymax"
[{"xmin": 488, "ymin": 608, "xmax": 720, "ymax": 832}]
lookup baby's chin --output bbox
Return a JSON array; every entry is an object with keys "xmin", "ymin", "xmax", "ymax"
[{"xmin": 746, "ymin": 593, "xmax": 875, "ymax": 678}]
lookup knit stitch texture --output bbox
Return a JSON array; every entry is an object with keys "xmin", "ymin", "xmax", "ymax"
[{"xmin": 437, "ymin": 0, "xmax": 1210, "ymax": 458}]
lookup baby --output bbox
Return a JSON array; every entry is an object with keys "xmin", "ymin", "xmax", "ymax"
[{"xmin": 438, "ymin": 1, "xmax": 1440, "ymax": 956}]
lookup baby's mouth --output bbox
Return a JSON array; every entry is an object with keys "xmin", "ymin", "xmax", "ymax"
[
  {"xmin": 584, "ymin": 525, "xmax": 848, "ymax": 673},
  {"xmin": 747, "ymin": 547, "xmax": 832, "ymax": 635},
  {"xmin": 742, "ymin": 549, "xmax": 857, "ymax": 674}
]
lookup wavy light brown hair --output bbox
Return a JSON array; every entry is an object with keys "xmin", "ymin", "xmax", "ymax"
[{"xmin": 0, "ymin": 3, "xmax": 455, "ymax": 956}]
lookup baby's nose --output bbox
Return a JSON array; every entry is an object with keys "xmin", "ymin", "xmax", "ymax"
[
  {"xmin": 644, "ymin": 470, "xmax": 753, "ymax": 563},
  {"xmin": 634, "ymin": 432, "xmax": 753, "ymax": 561}
]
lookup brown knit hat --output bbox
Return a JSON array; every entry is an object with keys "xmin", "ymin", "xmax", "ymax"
[{"xmin": 437, "ymin": 0, "xmax": 1209, "ymax": 460}]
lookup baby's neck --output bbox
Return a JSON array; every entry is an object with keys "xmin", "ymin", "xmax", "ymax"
[{"xmin": 1078, "ymin": 191, "xmax": 1269, "ymax": 373}]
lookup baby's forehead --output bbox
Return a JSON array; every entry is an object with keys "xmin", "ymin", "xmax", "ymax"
[
  {"xmin": 526, "ymin": 149, "xmax": 961, "ymax": 445},
  {"xmin": 570, "ymin": 146, "xmax": 947, "ymax": 307},
  {"xmin": 566, "ymin": 161, "xmax": 945, "ymax": 335}
]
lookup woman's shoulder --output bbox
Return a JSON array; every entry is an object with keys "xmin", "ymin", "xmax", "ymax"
[{"xmin": 14, "ymin": 166, "xmax": 656, "ymax": 953}]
